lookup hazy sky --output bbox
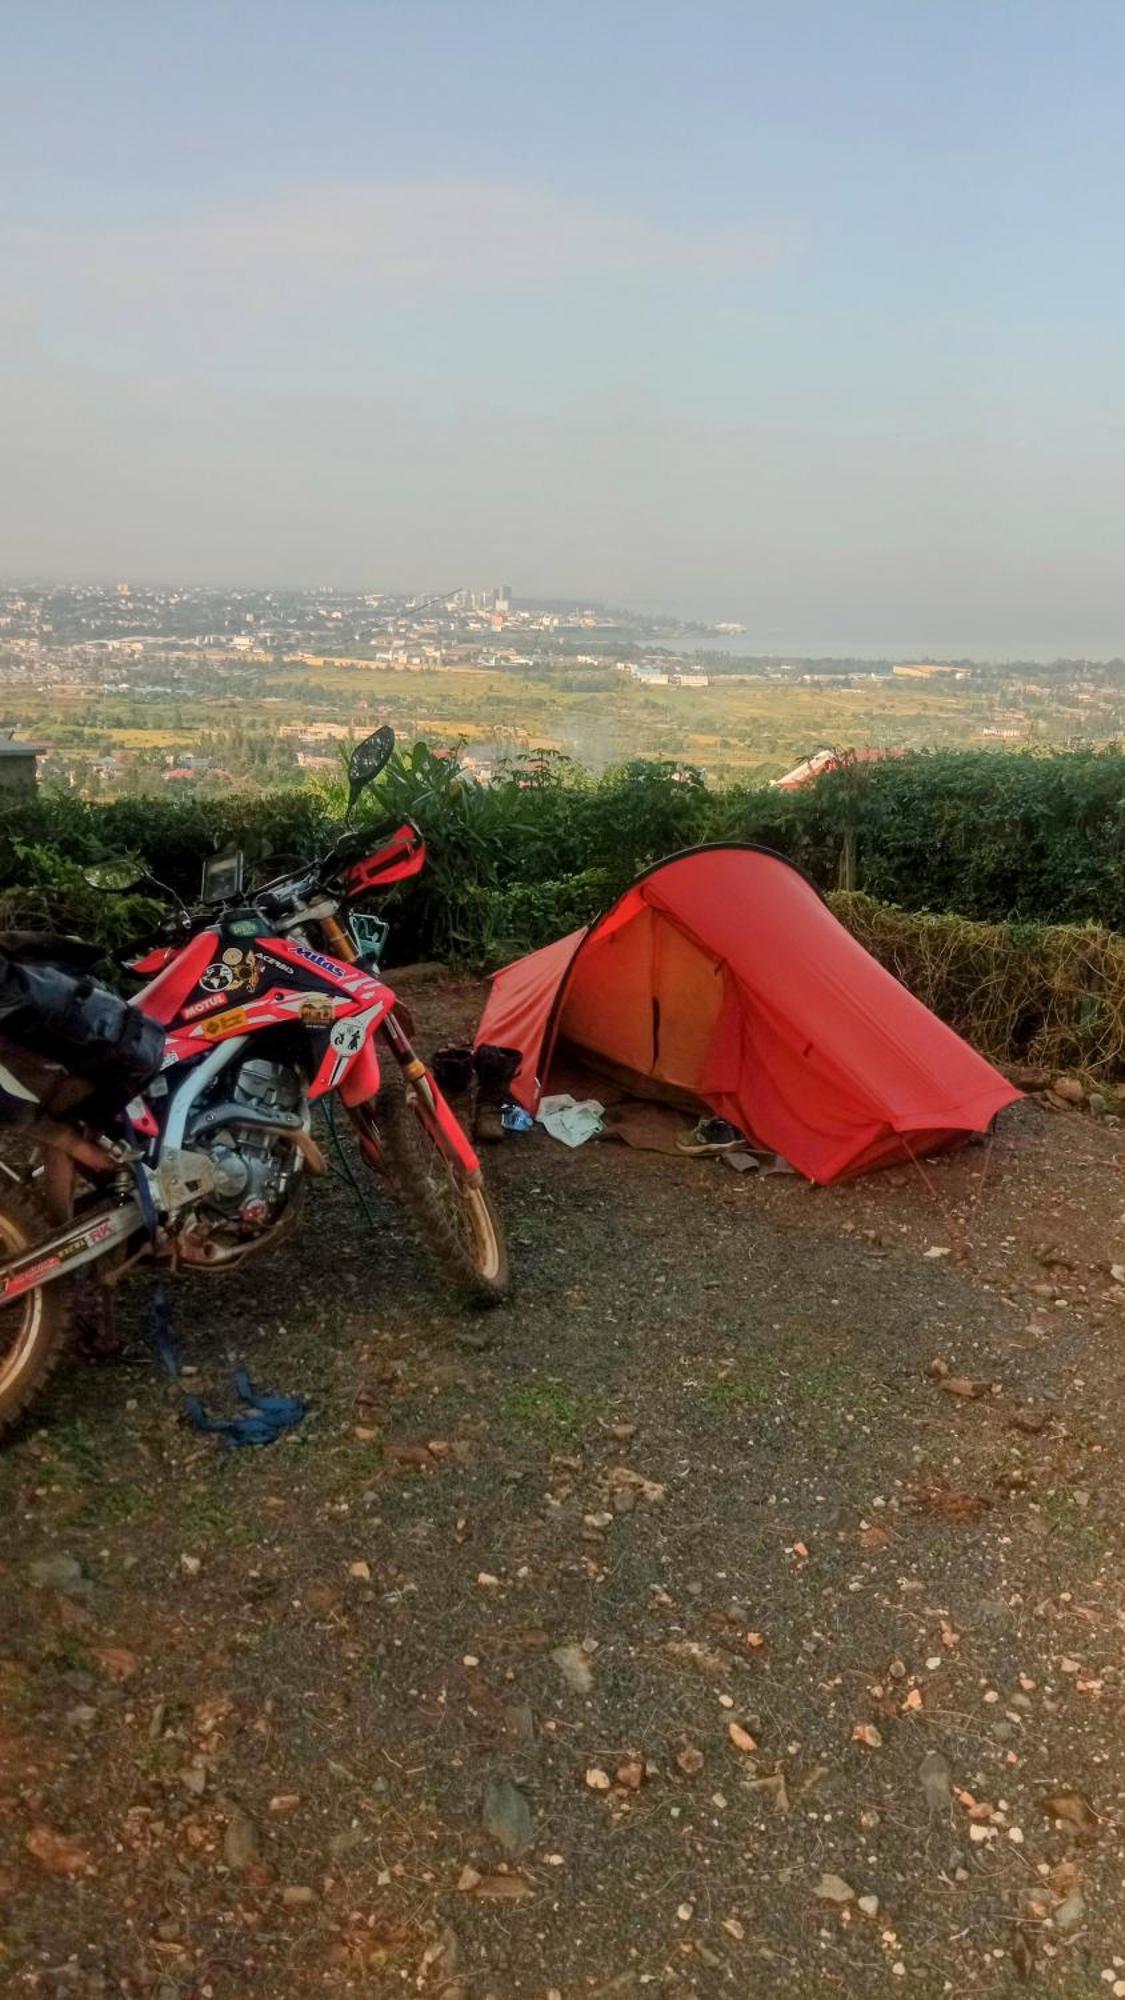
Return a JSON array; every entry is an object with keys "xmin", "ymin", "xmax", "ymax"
[{"xmin": 4, "ymin": 1, "xmax": 1125, "ymax": 654}]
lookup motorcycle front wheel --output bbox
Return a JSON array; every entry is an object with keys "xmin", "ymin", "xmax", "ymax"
[
  {"xmin": 352, "ymin": 1059, "xmax": 509, "ymax": 1306},
  {"xmin": 0, "ymin": 1187, "xmax": 75, "ymax": 1440}
]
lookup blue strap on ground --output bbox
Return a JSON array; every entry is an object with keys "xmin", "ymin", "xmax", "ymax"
[{"xmin": 148, "ymin": 1281, "xmax": 306, "ymax": 1446}]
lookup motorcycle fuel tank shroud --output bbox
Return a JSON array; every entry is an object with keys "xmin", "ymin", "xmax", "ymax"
[{"xmin": 152, "ymin": 932, "xmax": 392, "ymax": 1105}]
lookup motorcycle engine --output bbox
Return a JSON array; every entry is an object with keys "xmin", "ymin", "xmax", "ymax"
[{"xmin": 184, "ymin": 1057, "xmax": 307, "ymax": 1240}]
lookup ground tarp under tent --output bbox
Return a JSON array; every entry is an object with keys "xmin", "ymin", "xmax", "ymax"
[{"xmin": 474, "ymin": 844, "xmax": 1020, "ymax": 1184}]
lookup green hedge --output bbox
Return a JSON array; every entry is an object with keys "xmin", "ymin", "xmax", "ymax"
[
  {"xmin": 4, "ymin": 741, "xmax": 1125, "ymax": 963},
  {"xmin": 5, "ymin": 743, "xmax": 1125, "ymax": 1072}
]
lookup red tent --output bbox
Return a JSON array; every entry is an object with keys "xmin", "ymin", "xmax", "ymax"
[{"xmin": 474, "ymin": 844, "xmax": 1019, "ymax": 1184}]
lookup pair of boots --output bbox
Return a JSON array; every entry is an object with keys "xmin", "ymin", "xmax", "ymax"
[{"xmin": 430, "ymin": 1043, "xmax": 520, "ymax": 1143}]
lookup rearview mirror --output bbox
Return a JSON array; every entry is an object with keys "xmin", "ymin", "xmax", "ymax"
[
  {"xmin": 346, "ymin": 726, "xmax": 395, "ymax": 816},
  {"xmin": 83, "ymin": 857, "xmax": 147, "ymax": 892}
]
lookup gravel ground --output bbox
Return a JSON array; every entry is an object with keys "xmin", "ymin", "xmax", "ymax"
[{"xmin": 3, "ymin": 973, "xmax": 1125, "ymax": 1999}]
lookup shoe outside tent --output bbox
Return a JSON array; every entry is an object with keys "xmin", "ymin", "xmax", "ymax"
[{"xmin": 473, "ymin": 844, "xmax": 1020, "ymax": 1184}]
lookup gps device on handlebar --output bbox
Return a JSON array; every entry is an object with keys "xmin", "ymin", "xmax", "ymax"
[{"xmin": 201, "ymin": 850, "xmax": 245, "ymax": 905}]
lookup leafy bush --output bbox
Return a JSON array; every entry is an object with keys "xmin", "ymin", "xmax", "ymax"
[
  {"xmin": 4, "ymin": 738, "xmax": 1125, "ymax": 965},
  {"xmin": 6, "ymin": 744, "xmax": 1125, "ymax": 1071},
  {"xmin": 763, "ymin": 746, "xmax": 1125, "ymax": 924}
]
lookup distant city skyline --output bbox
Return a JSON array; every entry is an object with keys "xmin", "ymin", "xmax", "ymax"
[
  {"xmin": 4, "ymin": 2, "xmax": 1125, "ymax": 657},
  {"xmin": 5, "ymin": 573, "xmax": 1122, "ymax": 666}
]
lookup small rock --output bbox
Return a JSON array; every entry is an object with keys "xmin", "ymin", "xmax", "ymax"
[
  {"xmin": 919, "ymin": 1748, "xmax": 953, "ymax": 1812},
  {"xmin": 814, "ymin": 1872, "xmax": 855, "ymax": 1903},
  {"xmin": 269, "ymin": 1794, "xmax": 301, "ymax": 1815},
  {"xmin": 64, "ymin": 1704, "xmax": 98, "ymax": 1731},
  {"xmin": 25, "ymin": 1827, "xmax": 90, "ymax": 1876},
  {"xmin": 585, "ymin": 1766, "xmax": 612, "ymax": 1790},
  {"xmin": 457, "ymin": 1864, "xmax": 482, "ymax": 1892},
  {"xmin": 858, "ymin": 1894, "xmax": 880, "ymax": 1918},
  {"xmin": 1051, "ymin": 1075, "xmax": 1083, "ymax": 1104},
  {"xmin": 675, "ymin": 1745, "xmax": 705, "ymax": 1777},
  {"xmin": 552, "ymin": 1642, "xmax": 593, "ymax": 1694},
  {"xmin": 179, "ymin": 1554, "xmax": 201, "ymax": 1577},
  {"xmin": 1055, "ymin": 1888, "xmax": 1085, "ymax": 1930},
  {"xmin": 1042, "ymin": 1788, "xmax": 1099, "ymax": 1838},
  {"xmin": 93, "ymin": 1645, "xmax": 139, "ymax": 1683},
  {"xmin": 481, "ymin": 1776, "xmax": 533, "ymax": 1854},
  {"xmin": 472, "ymin": 1872, "xmax": 534, "ymax": 1902},
  {"xmin": 281, "ymin": 1885, "xmax": 316, "ymax": 1907},
  {"xmin": 29, "ymin": 1554, "xmax": 86, "ymax": 1595},
  {"xmin": 501, "ymin": 1701, "xmax": 536, "ymax": 1744},
  {"xmin": 223, "ymin": 1809, "xmax": 260, "ymax": 1871},
  {"xmin": 615, "ymin": 1757, "xmax": 644, "ymax": 1791},
  {"xmin": 972, "ymin": 1597, "xmax": 1014, "ymax": 1632}
]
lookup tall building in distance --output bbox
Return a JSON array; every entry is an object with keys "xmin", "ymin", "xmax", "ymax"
[{"xmin": 464, "ymin": 584, "xmax": 513, "ymax": 613}]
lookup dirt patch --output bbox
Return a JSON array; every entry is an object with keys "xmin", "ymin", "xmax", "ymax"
[{"xmin": 2, "ymin": 975, "xmax": 1125, "ymax": 1997}]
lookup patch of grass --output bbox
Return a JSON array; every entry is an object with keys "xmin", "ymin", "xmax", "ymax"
[
  {"xmin": 698, "ymin": 1375, "xmax": 772, "ymax": 1415},
  {"xmin": 798, "ymin": 1362, "xmax": 853, "ymax": 1403},
  {"xmin": 1037, "ymin": 1491, "xmax": 1110, "ymax": 1556},
  {"xmin": 500, "ymin": 1383, "xmax": 585, "ymax": 1441},
  {"xmin": 35, "ymin": 1634, "xmax": 91, "ymax": 1675},
  {"xmin": 94, "ymin": 1482, "xmax": 149, "ymax": 1525},
  {"xmin": 174, "ymin": 1483, "xmax": 240, "ymax": 1539},
  {"xmin": 696, "ymin": 1347, "xmax": 858, "ymax": 1426},
  {"xmin": 304, "ymin": 1434, "xmax": 384, "ymax": 1500},
  {"xmin": 41, "ymin": 1416, "xmax": 106, "ymax": 1488}
]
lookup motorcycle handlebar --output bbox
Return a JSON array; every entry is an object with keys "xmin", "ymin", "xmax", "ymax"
[{"xmin": 130, "ymin": 814, "xmax": 422, "ymax": 945}]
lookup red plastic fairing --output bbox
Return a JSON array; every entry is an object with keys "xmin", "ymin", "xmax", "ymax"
[
  {"xmin": 130, "ymin": 945, "xmax": 175, "ymax": 975},
  {"xmin": 134, "ymin": 931, "xmax": 220, "ymax": 1024},
  {"xmin": 339, "ymin": 1042, "xmax": 381, "ymax": 1106},
  {"xmin": 343, "ymin": 825, "xmax": 426, "ymax": 892}
]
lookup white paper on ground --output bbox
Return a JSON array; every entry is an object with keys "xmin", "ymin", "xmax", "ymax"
[{"xmin": 538, "ymin": 1093, "xmax": 605, "ymax": 1148}]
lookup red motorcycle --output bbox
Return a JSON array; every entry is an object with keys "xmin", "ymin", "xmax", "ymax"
[{"xmin": 0, "ymin": 727, "xmax": 507, "ymax": 1437}]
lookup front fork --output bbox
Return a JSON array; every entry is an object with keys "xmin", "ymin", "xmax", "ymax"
[
  {"xmin": 355, "ymin": 1010, "xmax": 482, "ymax": 1180},
  {"xmin": 312, "ymin": 909, "xmax": 482, "ymax": 1178}
]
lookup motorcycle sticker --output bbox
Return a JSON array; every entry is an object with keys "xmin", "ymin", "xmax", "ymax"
[
  {"xmin": 199, "ymin": 962, "xmax": 237, "ymax": 993},
  {"xmin": 288, "ymin": 943, "xmax": 365, "ymax": 988},
  {"xmin": 200, "ymin": 1006, "xmax": 250, "ymax": 1038},
  {"xmin": 2, "ymin": 1216, "xmax": 113, "ymax": 1299},
  {"xmin": 181, "ymin": 992, "xmax": 229, "ymax": 1020},
  {"xmin": 198, "ymin": 951, "xmax": 266, "ymax": 998},
  {"xmin": 299, "ymin": 997, "xmax": 337, "ymax": 1028},
  {"xmin": 329, "ymin": 1018, "xmax": 366, "ymax": 1057}
]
